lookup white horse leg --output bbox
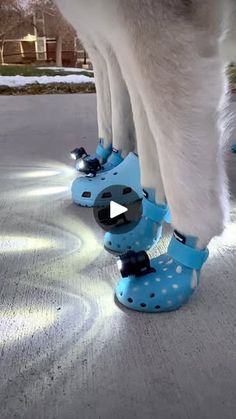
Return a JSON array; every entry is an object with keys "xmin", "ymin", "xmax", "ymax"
[
  {"xmin": 98, "ymin": 41, "xmax": 136, "ymax": 157},
  {"xmin": 125, "ymin": 88, "xmax": 166, "ymax": 204},
  {"xmin": 103, "ymin": 0, "xmax": 229, "ymax": 249},
  {"xmin": 80, "ymin": 38, "xmax": 112, "ymax": 150}
]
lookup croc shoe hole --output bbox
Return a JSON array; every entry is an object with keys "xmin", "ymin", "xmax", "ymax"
[{"xmin": 82, "ymin": 192, "xmax": 91, "ymax": 198}]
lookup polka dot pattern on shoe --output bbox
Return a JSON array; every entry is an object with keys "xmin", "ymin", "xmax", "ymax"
[
  {"xmin": 176, "ymin": 266, "xmax": 182, "ymax": 274},
  {"xmin": 116, "ymin": 251, "xmax": 203, "ymax": 313}
]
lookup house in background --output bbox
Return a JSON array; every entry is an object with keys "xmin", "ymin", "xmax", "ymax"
[{"xmin": 0, "ymin": 7, "xmax": 91, "ymax": 68}]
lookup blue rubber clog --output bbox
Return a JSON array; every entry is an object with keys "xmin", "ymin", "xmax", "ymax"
[
  {"xmin": 104, "ymin": 197, "xmax": 169, "ymax": 254},
  {"xmin": 72, "ymin": 152, "xmax": 142, "ymax": 207},
  {"xmin": 115, "ymin": 232, "xmax": 209, "ymax": 313}
]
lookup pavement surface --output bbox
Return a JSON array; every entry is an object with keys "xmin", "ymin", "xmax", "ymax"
[{"xmin": 0, "ymin": 94, "xmax": 236, "ymax": 419}]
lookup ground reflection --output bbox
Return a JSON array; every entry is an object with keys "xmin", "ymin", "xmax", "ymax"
[
  {"xmin": 0, "ymin": 308, "xmax": 56, "ymax": 344},
  {"xmin": 0, "ymin": 235, "xmax": 58, "ymax": 253}
]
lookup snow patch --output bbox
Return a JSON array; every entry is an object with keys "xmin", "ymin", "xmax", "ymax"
[
  {"xmin": 0, "ymin": 74, "xmax": 95, "ymax": 87},
  {"xmin": 37, "ymin": 66, "xmax": 94, "ymax": 73}
]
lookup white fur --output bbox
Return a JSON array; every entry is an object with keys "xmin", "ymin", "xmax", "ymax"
[
  {"xmin": 83, "ymin": 38, "xmax": 112, "ymax": 148},
  {"xmin": 69, "ymin": 17, "xmax": 136, "ymax": 156},
  {"xmin": 97, "ymin": 38, "xmax": 136, "ymax": 156},
  {"xmin": 56, "ymin": 0, "xmax": 236, "ymax": 248}
]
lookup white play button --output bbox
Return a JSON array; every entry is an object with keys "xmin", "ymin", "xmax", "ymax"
[
  {"xmin": 110, "ymin": 200, "xmax": 128, "ymax": 219},
  {"xmin": 93, "ymin": 185, "xmax": 142, "ymax": 232}
]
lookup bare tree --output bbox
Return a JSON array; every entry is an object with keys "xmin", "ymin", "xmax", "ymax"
[
  {"xmin": 0, "ymin": 0, "xmax": 24, "ymax": 64},
  {"xmin": 28, "ymin": 0, "xmax": 76, "ymax": 66}
]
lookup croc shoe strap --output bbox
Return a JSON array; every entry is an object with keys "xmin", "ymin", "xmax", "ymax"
[
  {"xmin": 95, "ymin": 140, "xmax": 112, "ymax": 161},
  {"xmin": 168, "ymin": 235, "xmax": 209, "ymax": 270},
  {"xmin": 107, "ymin": 149, "xmax": 123, "ymax": 167},
  {"xmin": 143, "ymin": 199, "xmax": 168, "ymax": 223}
]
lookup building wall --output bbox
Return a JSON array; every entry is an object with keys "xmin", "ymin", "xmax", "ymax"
[
  {"xmin": 3, "ymin": 41, "xmax": 22, "ymax": 64},
  {"xmin": 46, "ymin": 40, "xmax": 76, "ymax": 66},
  {"xmin": 2, "ymin": 40, "xmax": 36, "ymax": 64},
  {"xmin": 22, "ymin": 42, "xmax": 37, "ymax": 62},
  {"xmin": 0, "ymin": 11, "xmax": 90, "ymax": 67}
]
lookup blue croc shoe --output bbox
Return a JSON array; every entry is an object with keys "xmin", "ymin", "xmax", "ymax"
[
  {"xmin": 232, "ymin": 144, "xmax": 236, "ymax": 153},
  {"xmin": 104, "ymin": 196, "xmax": 170, "ymax": 254},
  {"xmin": 72, "ymin": 152, "xmax": 142, "ymax": 207},
  {"xmin": 115, "ymin": 231, "xmax": 209, "ymax": 313}
]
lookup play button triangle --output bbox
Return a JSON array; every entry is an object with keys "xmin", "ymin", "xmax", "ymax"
[{"xmin": 110, "ymin": 200, "xmax": 128, "ymax": 219}]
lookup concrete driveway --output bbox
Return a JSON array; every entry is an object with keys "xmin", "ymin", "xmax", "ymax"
[{"xmin": 0, "ymin": 94, "xmax": 236, "ymax": 419}]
